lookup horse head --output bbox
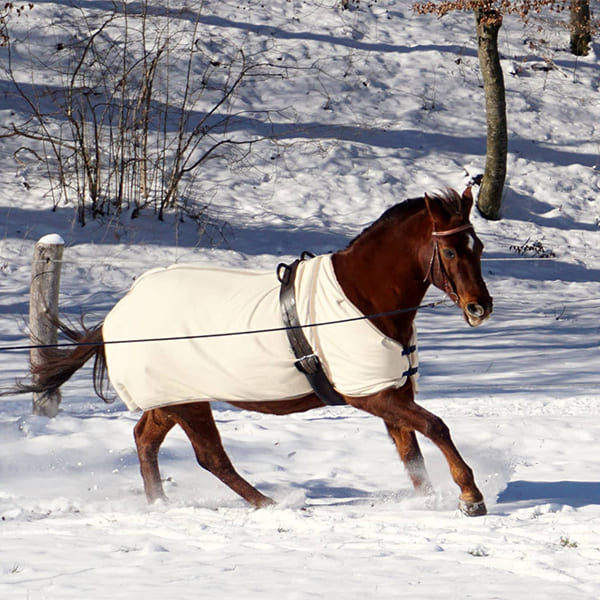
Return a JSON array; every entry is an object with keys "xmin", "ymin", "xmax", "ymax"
[{"xmin": 424, "ymin": 188, "xmax": 493, "ymax": 327}]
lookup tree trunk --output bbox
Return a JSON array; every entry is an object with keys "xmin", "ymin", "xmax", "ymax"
[
  {"xmin": 474, "ymin": 9, "xmax": 507, "ymax": 221},
  {"xmin": 570, "ymin": 0, "xmax": 592, "ymax": 56}
]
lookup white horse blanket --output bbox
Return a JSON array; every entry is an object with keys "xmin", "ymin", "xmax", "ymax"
[{"xmin": 102, "ymin": 254, "xmax": 418, "ymax": 411}]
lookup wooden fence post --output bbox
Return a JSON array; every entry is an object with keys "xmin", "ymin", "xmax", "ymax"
[{"xmin": 30, "ymin": 234, "xmax": 65, "ymax": 417}]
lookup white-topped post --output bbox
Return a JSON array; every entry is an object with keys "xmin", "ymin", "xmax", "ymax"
[{"xmin": 30, "ymin": 234, "xmax": 65, "ymax": 417}]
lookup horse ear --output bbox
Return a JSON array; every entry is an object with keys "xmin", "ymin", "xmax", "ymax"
[
  {"xmin": 424, "ymin": 193, "xmax": 448, "ymax": 227},
  {"xmin": 461, "ymin": 186, "xmax": 474, "ymax": 216},
  {"xmin": 425, "ymin": 189, "xmax": 471, "ymax": 228}
]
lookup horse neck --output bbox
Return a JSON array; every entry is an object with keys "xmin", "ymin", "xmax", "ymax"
[{"xmin": 331, "ymin": 211, "xmax": 432, "ymax": 346}]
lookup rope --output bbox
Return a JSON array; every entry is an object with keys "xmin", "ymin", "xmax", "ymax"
[
  {"xmin": 422, "ymin": 383, "xmax": 600, "ymax": 392},
  {"xmin": 481, "ymin": 257, "xmax": 555, "ymax": 262},
  {"xmin": 19, "ymin": 256, "xmax": 561, "ymax": 265},
  {"xmin": 0, "ymin": 298, "xmax": 450, "ymax": 353}
]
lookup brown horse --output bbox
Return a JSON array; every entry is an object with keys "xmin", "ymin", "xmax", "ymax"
[{"xmin": 25, "ymin": 187, "xmax": 492, "ymax": 516}]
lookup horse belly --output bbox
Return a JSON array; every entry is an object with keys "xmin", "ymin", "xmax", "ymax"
[{"xmin": 102, "ymin": 265, "xmax": 311, "ymax": 411}]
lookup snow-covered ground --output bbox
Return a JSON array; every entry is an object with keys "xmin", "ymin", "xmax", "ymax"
[{"xmin": 1, "ymin": 1, "xmax": 599, "ymax": 598}]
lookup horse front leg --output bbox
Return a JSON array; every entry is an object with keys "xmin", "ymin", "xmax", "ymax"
[
  {"xmin": 385, "ymin": 424, "xmax": 433, "ymax": 496},
  {"xmin": 350, "ymin": 387, "xmax": 486, "ymax": 516}
]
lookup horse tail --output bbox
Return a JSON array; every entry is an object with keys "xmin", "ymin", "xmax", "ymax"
[{"xmin": 16, "ymin": 321, "xmax": 113, "ymax": 403}]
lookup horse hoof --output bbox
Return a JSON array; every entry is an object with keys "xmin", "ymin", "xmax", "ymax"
[
  {"xmin": 458, "ymin": 499, "xmax": 487, "ymax": 517},
  {"xmin": 148, "ymin": 495, "xmax": 169, "ymax": 506},
  {"xmin": 253, "ymin": 495, "xmax": 276, "ymax": 509}
]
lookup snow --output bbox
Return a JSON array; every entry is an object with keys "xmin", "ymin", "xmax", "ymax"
[
  {"xmin": 36, "ymin": 234, "xmax": 65, "ymax": 246},
  {"xmin": 1, "ymin": 1, "xmax": 599, "ymax": 599}
]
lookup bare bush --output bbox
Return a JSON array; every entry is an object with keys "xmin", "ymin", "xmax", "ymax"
[
  {"xmin": 1, "ymin": 1, "xmax": 283, "ymax": 226},
  {"xmin": 0, "ymin": 3, "xmax": 34, "ymax": 47}
]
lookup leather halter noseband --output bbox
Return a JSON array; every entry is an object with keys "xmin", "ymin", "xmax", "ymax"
[{"xmin": 425, "ymin": 222, "xmax": 474, "ymax": 303}]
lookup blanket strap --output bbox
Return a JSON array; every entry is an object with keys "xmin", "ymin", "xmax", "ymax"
[{"xmin": 277, "ymin": 254, "xmax": 347, "ymax": 406}]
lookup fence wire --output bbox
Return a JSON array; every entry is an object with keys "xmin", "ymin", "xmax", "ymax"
[{"xmin": 0, "ymin": 299, "xmax": 450, "ymax": 354}]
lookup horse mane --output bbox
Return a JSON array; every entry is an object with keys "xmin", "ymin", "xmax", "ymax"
[
  {"xmin": 347, "ymin": 196, "xmax": 423, "ymax": 247},
  {"xmin": 347, "ymin": 189, "xmax": 464, "ymax": 248}
]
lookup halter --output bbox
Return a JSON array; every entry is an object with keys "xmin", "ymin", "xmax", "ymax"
[
  {"xmin": 425, "ymin": 222, "xmax": 474, "ymax": 303},
  {"xmin": 431, "ymin": 223, "xmax": 474, "ymax": 238}
]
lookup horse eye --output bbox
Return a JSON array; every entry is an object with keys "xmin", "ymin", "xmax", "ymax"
[{"xmin": 442, "ymin": 248, "xmax": 456, "ymax": 259}]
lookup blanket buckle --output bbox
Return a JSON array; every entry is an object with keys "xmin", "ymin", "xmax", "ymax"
[{"xmin": 294, "ymin": 352, "xmax": 321, "ymax": 375}]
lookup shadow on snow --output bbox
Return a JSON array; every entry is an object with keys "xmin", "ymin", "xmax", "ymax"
[{"xmin": 497, "ymin": 480, "xmax": 600, "ymax": 509}]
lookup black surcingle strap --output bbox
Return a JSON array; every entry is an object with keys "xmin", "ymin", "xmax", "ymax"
[{"xmin": 277, "ymin": 254, "xmax": 347, "ymax": 407}]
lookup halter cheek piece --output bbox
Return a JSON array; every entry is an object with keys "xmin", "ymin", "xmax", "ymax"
[{"xmin": 425, "ymin": 222, "xmax": 474, "ymax": 304}]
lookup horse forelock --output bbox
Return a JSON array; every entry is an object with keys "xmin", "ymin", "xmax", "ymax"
[{"xmin": 427, "ymin": 188, "xmax": 468, "ymax": 219}]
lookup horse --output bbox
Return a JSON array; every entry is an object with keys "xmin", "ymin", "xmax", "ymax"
[{"xmin": 23, "ymin": 186, "xmax": 493, "ymax": 516}]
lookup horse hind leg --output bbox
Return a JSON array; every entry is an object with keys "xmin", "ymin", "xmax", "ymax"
[
  {"xmin": 134, "ymin": 409, "xmax": 176, "ymax": 503},
  {"xmin": 385, "ymin": 424, "xmax": 433, "ymax": 496},
  {"xmin": 166, "ymin": 402, "xmax": 274, "ymax": 508}
]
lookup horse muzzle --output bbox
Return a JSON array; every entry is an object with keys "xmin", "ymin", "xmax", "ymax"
[{"xmin": 463, "ymin": 298, "xmax": 493, "ymax": 327}]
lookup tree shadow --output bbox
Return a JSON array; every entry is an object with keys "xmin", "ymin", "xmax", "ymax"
[
  {"xmin": 30, "ymin": 1, "xmax": 478, "ymax": 57},
  {"xmin": 0, "ymin": 204, "xmax": 350, "ymax": 257},
  {"xmin": 222, "ymin": 223, "xmax": 349, "ymax": 257},
  {"xmin": 4, "ymin": 75, "xmax": 597, "ymax": 171},
  {"xmin": 502, "ymin": 188, "xmax": 599, "ymax": 231},
  {"xmin": 482, "ymin": 251, "xmax": 600, "ymax": 284},
  {"xmin": 497, "ymin": 480, "xmax": 600, "ymax": 509}
]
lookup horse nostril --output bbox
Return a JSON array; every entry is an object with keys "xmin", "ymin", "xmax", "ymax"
[{"xmin": 466, "ymin": 303, "xmax": 485, "ymax": 318}]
